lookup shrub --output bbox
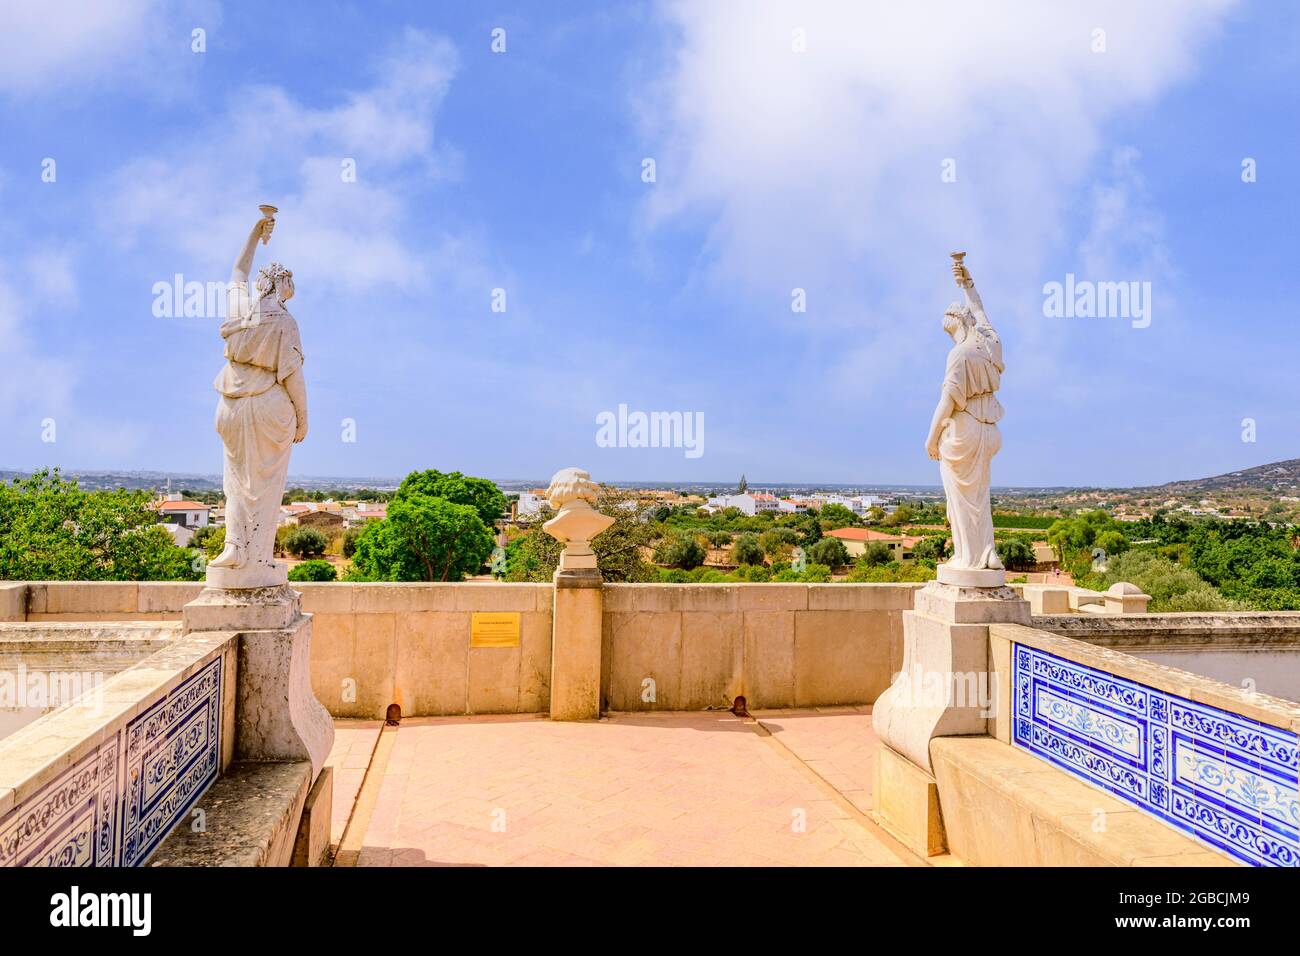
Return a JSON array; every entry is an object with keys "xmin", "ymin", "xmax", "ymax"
[
  {"xmin": 284, "ymin": 526, "xmax": 329, "ymax": 559},
  {"xmin": 731, "ymin": 533, "xmax": 765, "ymax": 566},
  {"xmin": 995, "ymin": 538, "xmax": 1036, "ymax": 572},
  {"xmin": 1088, "ymin": 549, "xmax": 1236, "ymax": 612},
  {"xmin": 341, "ymin": 526, "xmax": 364, "ymax": 558},
  {"xmin": 846, "ymin": 561, "xmax": 936, "ymax": 583},
  {"xmin": 289, "ymin": 559, "xmax": 337, "ymax": 582},
  {"xmin": 809, "ymin": 536, "xmax": 850, "ymax": 569},
  {"xmin": 734, "ymin": 563, "xmax": 772, "ymax": 582},
  {"xmin": 655, "ymin": 533, "xmax": 707, "ymax": 569},
  {"xmin": 800, "ymin": 563, "xmax": 832, "ymax": 582},
  {"xmin": 759, "ymin": 527, "xmax": 800, "ymax": 559},
  {"xmin": 859, "ymin": 541, "xmax": 893, "ymax": 567}
]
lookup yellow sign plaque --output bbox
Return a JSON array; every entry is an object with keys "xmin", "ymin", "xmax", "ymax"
[{"xmin": 470, "ymin": 612, "xmax": 521, "ymax": 648}]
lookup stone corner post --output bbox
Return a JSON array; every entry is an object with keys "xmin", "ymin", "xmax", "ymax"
[
  {"xmin": 183, "ymin": 583, "xmax": 334, "ymax": 779},
  {"xmin": 870, "ymin": 575, "xmax": 1030, "ymax": 856}
]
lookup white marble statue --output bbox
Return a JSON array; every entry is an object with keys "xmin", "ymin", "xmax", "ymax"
[
  {"xmin": 924, "ymin": 255, "xmax": 1004, "ymax": 585},
  {"xmin": 207, "ymin": 209, "xmax": 308, "ymax": 586}
]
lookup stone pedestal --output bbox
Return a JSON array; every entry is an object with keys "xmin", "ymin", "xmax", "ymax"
[
  {"xmin": 205, "ymin": 558, "xmax": 288, "ymax": 590},
  {"xmin": 183, "ymin": 585, "xmax": 334, "ymax": 779},
  {"xmin": 549, "ymin": 568, "xmax": 603, "ymax": 720},
  {"xmin": 871, "ymin": 580, "xmax": 1028, "ymax": 856},
  {"xmin": 873, "ymin": 581, "xmax": 1029, "ymax": 772},
  {"xmin": 936, "ymin": 564, "xmax": 1005, "ymax": 588}
]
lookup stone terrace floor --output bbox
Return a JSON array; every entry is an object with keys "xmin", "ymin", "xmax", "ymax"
[{"xmin": 325, "ymin": 707, "xmax": 924, "ymax": 867}]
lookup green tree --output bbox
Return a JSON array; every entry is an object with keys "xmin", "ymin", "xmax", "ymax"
[
  {"xmin": 995, "ymin": 538, "xmax": 1036, "ymax": 572},
  {"xmin": 704, "ymin": 529, "xmax": 734, "ymax": 551},
  {"xmin": 859, "ymin": 541, "xmax": 894, "ymax": 567},
  {"xmin": 348, "ymin": 494, "xmax": 493, "ymax": 582},
  {"xmin": 283, "ymin": 526, "xmax": 329, "ymax": 559},
  {"xmin": 503, "ymin": 489, "xmax": 658, "ymax": 582},
  {"xmin": 809, "ymin": 536, "xmax": 850, "ymax": 569},
  {"xmin": 817, "ymin": 503, "xmax": 857, "ymax": 529},
  {"xmin": 731, "ymin": 533, "xmax": 765, "ymax": 566},
  {"xmin": 912, "ymin": 535, "xmax": 948, "ymax": 564},
  {"xmin": 799, "ymin": 517, "xmax": 823, "ymax": 548},
  {"xmin": 759, "ymin": 527, "xmax": 800, "ymax": 560},
  {"xmin": 1087, "ymin": 549, "xmax": 1237, "ymax": 612},
  {"xmin": 0, "ymin": 470, "xmax": 198, "ymax": 581},
  {"xmin": 881, "ymin": 504, "xmax": 914, "ymax": 527},
  {"xmin": 395, "ymin": 469, "xmax": 507, "ymax": 526},
  {"xmin": 655, "ymin": 533, "xmax": 706, "ymax": 570}
]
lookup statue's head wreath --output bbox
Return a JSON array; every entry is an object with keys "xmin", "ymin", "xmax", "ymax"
[
  {"xmin": 943, "ymin": 302, "xmax": 975, "ymax": 337},
  {"xmin": 255, "ymin": 261, "xmax": 293, "ymax": 296}
]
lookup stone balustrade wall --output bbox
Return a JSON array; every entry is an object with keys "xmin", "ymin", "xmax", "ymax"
[{"xmin": 0, "ymin": 581, "xmax": 921, "ymax": 718}]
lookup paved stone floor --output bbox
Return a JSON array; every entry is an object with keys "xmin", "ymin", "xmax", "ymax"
[
  {"xmin": 331, "ymin": 708, "xmax": 918, "ymax": 867},
  {"xmin": 324, "ymin": 719, "xmax": 383, "ymax": 845}
]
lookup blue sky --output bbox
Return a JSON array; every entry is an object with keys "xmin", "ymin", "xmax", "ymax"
[{"xmin": 0, "ymin": 0, "xmax": 1296, "ymax": 487}]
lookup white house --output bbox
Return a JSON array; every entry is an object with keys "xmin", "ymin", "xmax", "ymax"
[
  {"xmin": 153, "ymin": 494, "xmax": 210, "ymax": 529},
  {"xmin": 704, "ymin": 493, "xmax": 779, "ymax": 516},
  {"xmin": 515, "ymin": 491, "xmax": 548, "ymax": 519}
]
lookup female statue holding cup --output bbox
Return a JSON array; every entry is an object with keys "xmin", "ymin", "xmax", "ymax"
[
  {"xmin": 206, "ymin": 208, "xmax": 308, "ymax": 587},
  {"xmin": 925, "ymin": 254, "xmax": 1005, "ymax": 586}
]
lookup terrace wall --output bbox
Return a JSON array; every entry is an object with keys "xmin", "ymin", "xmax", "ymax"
[{"xmin": 0, "ymin": 581, "xmax": 922, "ymax": 718}]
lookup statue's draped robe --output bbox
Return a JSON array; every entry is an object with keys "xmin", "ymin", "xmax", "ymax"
[
  {"xmin": 213, "ymin": 291, "xmax": 303, "ymax": 569},
  {"xmin": 939, "ymin": 324, "xmax": 1003, "ymax": 570}
]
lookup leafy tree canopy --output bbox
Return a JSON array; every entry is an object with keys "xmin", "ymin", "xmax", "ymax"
[
  {"xmin": 395, "ymin": 469, "xmax": 507, "ymax": 526},
  {"xmin": 0, "ymin": 470, "xmax": 198, "ymax": 581}
]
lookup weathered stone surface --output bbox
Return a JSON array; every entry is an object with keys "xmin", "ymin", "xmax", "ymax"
[
  {"xmin": 873, "ymin": 742, "xmax": 946, "ymax": 857},
  {"xmin": 236, "ymin": 617, "xmax": 334, "ymax": 779},
  {"xmin": 930, "ymin": 736, "xmax": 1239, "ymax": 867},
  {"xmin": 873, "ymin": 580, "xmax": 1029, "ymax": 772},
  {"xmin": 182, "ymin": 585, "xmax": 301, "ymax": 632},
  {"xmin": 550, "ymin": 571, "xmax": 603, "ymax": 719},
  {"xmin": 149, "ymin": 760, "xmax": 312, "ymax": 867},
  {"xmin": 292, "ymin": 764, "xmax": 333, "ymax": 867}
]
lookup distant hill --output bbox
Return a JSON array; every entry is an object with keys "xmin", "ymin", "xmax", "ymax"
[{"xmin": 1147, "ymin": 458, "xmax": 1300, "ymax": 495}]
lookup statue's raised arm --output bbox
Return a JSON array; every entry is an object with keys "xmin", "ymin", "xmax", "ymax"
[{"xmin": 227, "ymin": 209, "xmax": 276, "ymax": 323}]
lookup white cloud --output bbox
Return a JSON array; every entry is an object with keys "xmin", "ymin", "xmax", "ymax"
[
  {"xmin": 0, "ymin": 0, "xmax": 220, "ymax": 96},
  {"xmin": 96, "ymin": 29, "xmax": 466, "ymax": 296},
  {"xmin": 0, "ymin": 261, "xmax": 77, "ymax": 435},
  {"xmin": 638, "ymin": 0, "xmax": 1235, "ymax": 404}
]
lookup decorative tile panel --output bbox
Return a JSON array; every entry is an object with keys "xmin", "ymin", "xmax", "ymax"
[
  {"xmin": 121, "ymin": 657, "xmax": 222, "ymax": 866},
  {"xmin": 1013, "ymin": 642, "xmax": 1300, "ymax": 867},
  {"xmin": 0, "ymin": 739, "xmax": 120, "ymax": 867},
  {"xmin": 0, "ymin": 655, "xmax": 223, "ymax": 867}
]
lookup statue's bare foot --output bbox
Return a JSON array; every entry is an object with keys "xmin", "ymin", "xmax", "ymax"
[{"xmin": 208, "ymin": 542, "xmax": 243, "ymax": 569}]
